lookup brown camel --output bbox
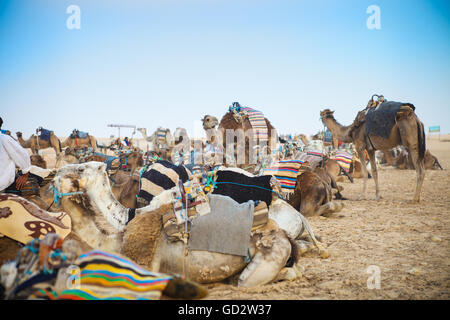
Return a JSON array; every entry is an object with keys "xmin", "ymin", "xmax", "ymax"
[
  {"xmin": 16, "ymin": 131, "xmax": 61, "ymax": 155},
  {"xmin": 320, "ymin": 104, "xmax": 426, "ymax": 202},
  {"xmin": 396, "ymin": 149, "xmax": 443, "ymax": 170},
  {"xmin": 288, "ymin": 168, "xmax": 344, "ymax": 217},
  {"xmin": 61, "ymin": 130, "xmax": 98, "ymax": 152},
  {"xmin": 30, "ymin": 155, "xmax": 47, "ymax": 169},
  {"xmin": 217, "ymin": 107, "xmax": 277, "ymax": 169}
]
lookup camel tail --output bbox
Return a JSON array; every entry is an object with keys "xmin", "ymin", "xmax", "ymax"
[{"xmin": 417, "ymin": 118, "xmax": 426, "ymax": 161}]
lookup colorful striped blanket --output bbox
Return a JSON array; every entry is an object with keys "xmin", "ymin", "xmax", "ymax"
[
  {"xmin": 333, "ymin": 151, "xmax": 353, "ymax": 172},
  {"xmin": 242, "ymin": 107, "xmax": 269, "ymax": 143},
  {"xmin": 55, "ymin": 250, "xmax": 172, "ymax": 300},
  {"xmin": 263, "ymin": 160, "xmax": 308, "ymax": 197}
]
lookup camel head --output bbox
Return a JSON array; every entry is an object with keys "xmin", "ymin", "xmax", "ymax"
[
  {"xmin": 201, "ymin": 115, "xmax": 218, "ymax": 130},
  {"xmin": 16, "ymin": 132, "xmax": 22, "ymax": 139},
  {"xmin": 320, "ymin": 109, "xmax": 335, "ymax": 124},
  {"xmin": 53, "ymin": 162, "xmax": 108, "ymax": 199},
  {"xmin": 30, "ymin": 154, "xmax": 47, "ymax": 169},
  {"xmin": 137, "ymin": 127, "xmax": 147, "ymax": 137}
]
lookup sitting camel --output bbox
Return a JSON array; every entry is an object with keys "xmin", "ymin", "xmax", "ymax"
[
  {"xmin": 395, "ymin": 149, "xmax": 443, "ymax": 170},
  {"xmin": 16, "ymin": 130, "xmax": 61, "ymax": 155},
  {"xmin": 51, "ymin": 161, "xmax": 326, "ymax": 287},
  {"xmin": 288, "ymin": 167, "xmax": 345, "ymax": 217}
]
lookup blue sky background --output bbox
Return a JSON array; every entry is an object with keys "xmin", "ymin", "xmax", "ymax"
[{"xmin": 0, "ymin": 0, "xmax": 449, "ymax": 139}]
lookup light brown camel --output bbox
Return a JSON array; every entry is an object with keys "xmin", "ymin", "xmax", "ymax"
[
  {"xmin": 16, "ymin": 131, "xmax": 61, "ymax": 155},
  {"xmin": 217, "ymin": 108, "xmax": 277, "ymax": 169},
  {"xmin": 55, "ymin": 147, "xmax": 80, "ymax": 170},
  {"xmin": 61, "ymin": 130, "xmax": 98, "ymax": 152},
  {"xmin": 50, "ymin": 162, "xmax": 328, "ymax": 287},
  {"xmin": 320, "ymin": 106, "xmax": 426, "ymax": 202},
  {"xmin": 288, "ymin": 168, "xmax": 345, "ymax": 217}
]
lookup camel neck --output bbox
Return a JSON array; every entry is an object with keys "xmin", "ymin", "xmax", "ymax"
[
  {"xmin": 86, "ymin": 174, "xmax": 130, "ymax": 232},
  {"xmin": 323, "ymin": 117, "xmax": 353, "ymax": 143}
]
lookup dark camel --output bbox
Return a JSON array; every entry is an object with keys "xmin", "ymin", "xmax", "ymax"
[{"xmin": 320, "ymin": 105, "xmax": 426, "ymax": 202}]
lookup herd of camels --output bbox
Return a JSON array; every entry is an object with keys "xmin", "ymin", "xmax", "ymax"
[{"xmin": 1, "ymin": 97, "xmax": 442, "ymax": 297}]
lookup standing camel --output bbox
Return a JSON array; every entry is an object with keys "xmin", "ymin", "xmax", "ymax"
[
  {"xmin": 61, "ymin": 130, "xmax": 98, "ymax": 152},
  {"xmin": 320, "ymin": 101, "xmax": 426, "ymax": 202},
  {"xmin": 16, "ymin": 130, "xmax": 61, "ymax": 155}
]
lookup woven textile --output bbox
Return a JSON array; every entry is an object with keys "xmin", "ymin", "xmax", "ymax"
[
  {"xmin": 263, "ymin": 160, "xmax": 308, "ymax": 195},
  {"xmin": 242, "ymin": 107, "xmax": 269, "ymax": 142},
  {"xmin": 333, "ymin": 151, "xmax": 353, "ymax": 172}
]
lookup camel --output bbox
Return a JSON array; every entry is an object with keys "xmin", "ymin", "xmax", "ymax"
[
  {"xmin": 16, "ymin": 131, "xmax": 61, "ymax": 155},
  {"xmin": 320, "ymin": 102, "xmax": 426, "ymax": 202},
  {"xmin": 30, "ymin": 155, "xmax": 47, "ymax": 169},
  {"xmin": 52, "ymin": 161, "xmax": 326, "ymax": 287},
  {"xmin": 55, "ymin": 147, "xmax": 80, "ymax": 170},
  {"xmin": 137, "ymin": 127, "xmax": 174, "ymax": 159},
  {"xmin": 395, "ymin": 149, "xmax": 443, "ymax": 170},
  {"xmin": 61, "ymin": 130, "xmax": 98, "ymax": 152},
  {"xmin": 216, "ymin": 106, "xmax": 277, "ymax": 170},
  {"xmin": 288, "ymin": 168, "xmax": 345, "ymax": 217}
]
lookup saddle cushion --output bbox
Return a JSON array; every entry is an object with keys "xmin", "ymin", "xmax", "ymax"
[{"xmin": 188, "ymin": 194, "xmax": 254, "ymax": 257}]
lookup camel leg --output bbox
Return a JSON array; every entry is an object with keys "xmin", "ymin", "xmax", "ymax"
[
  {"xmin": 409, "ymin": 150, "xmax": 425, "ymax": 202},
  {"xmin": 356, "ymin": 147, "xmax": 369, "ymax": 200},
  {"xmin": 316, "ymin": 201, "xmax": 344, "ymax": 217},
  {"xmin": 367, "ymin": 149, "xmax": 381, "ymax": 200},
  {"xmin": 238, "ymin": 230, "xmax": 291, "ymax": 287}
]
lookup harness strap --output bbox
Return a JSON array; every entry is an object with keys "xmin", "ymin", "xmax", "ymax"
[{"xmin": 52, "ymin": 186, "xmax": 83, "ymax": 204}]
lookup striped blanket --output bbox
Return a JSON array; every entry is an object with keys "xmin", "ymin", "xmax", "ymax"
[
  {"xmin": 243, "ymin": 107, "xmax": 269, "ymax": 142},
  {"xmin": 138, "ymin": 160, "xmax": 191, "ymax": 204},
  {"xmin": 333, "ymin": 151, "xmax": 353, "ymax": 172},
  {"xmin": 56, "ymin": 250, "xmax": 172, "ymax": 300},
  {"xmin": 263, "ymin": 160, "xmax": 308, "ymax": 197}
]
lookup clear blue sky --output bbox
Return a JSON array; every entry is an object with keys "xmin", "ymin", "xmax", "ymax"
[{"xmin": 1, "ymin": 0, "xmax": 449, "ymax": 139}]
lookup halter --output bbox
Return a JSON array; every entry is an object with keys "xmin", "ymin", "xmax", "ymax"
[{"xmin": 52, "ymin": 185, "xmax": 84, "ymax": 204}]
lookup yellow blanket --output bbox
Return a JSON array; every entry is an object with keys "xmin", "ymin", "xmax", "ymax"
[{"xmin": 0, "ymin": 193, "xmax": 71, "ymax": 244}]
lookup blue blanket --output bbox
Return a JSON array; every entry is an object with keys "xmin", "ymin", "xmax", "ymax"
[
  {"xmin": 39, "ymin": 128, "xmax": 53, "ymax": 141},
  {"xmin": 366, "ymin": 101, "xmax": 415, "ymax": 139}
]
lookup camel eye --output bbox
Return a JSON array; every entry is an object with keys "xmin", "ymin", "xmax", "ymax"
[{"xmin": 77, "ymin": 167, "xmax": 85, "ymax": 173}]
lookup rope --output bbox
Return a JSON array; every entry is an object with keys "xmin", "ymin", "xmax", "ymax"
[
  {"xmin": 208, "ymin": 180, "xmax": 283, "ymax": 199},
  {"xmin": 52, "ymin": 186, "xmax": 83, "ymax": 204}
]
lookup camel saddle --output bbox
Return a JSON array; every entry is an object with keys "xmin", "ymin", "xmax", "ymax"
[
  {"xmin": 36, "ymin": 127, "xmax": 53, "ymax": 142},
  {"xmin": 350, "ymin": 95, "xmax": 416, "ymax": 139},
  {"xmin": 70, "ymin": 129, "xmax": 89, "ymax": 139},
  {"xmin": 0, "ymin": 193, "xmax": 72, "ymax": 245}
]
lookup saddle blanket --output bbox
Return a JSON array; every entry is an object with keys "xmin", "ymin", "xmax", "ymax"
[
  {"xmin": 212, "ymin": 170, "xmax": 274, "ymax": 207},
  {"xmin": 189, "ymin": 194, "xmax": 254, "ymax": 257},
  {"xmin": 29, "ymin": 250, "xmax": 173, "ymax": 300},
  {"xmin": 0, "ymin": 193, "xmax": 71, "ymax": 244},
  {"xmin": 333, "ymin": 151, "xmax": 353, "ymax": 173},
  {"xmin": 138, "ymin": 160, "xmax": 191, "ymax": 203},
  {"xmin": 242, "ymin": 107, "xmax": 269, "ymax": 142},
  {"xmin": 39, "ymin": 128, "xmax": 52, "ymax": 142},
  {"xmin": 263, "ymin": 160, "xmax": 308, "ymax": 195},
  {"xmin": 366, "ymin": 101, "xmax": 415, "ymax": 139}
]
